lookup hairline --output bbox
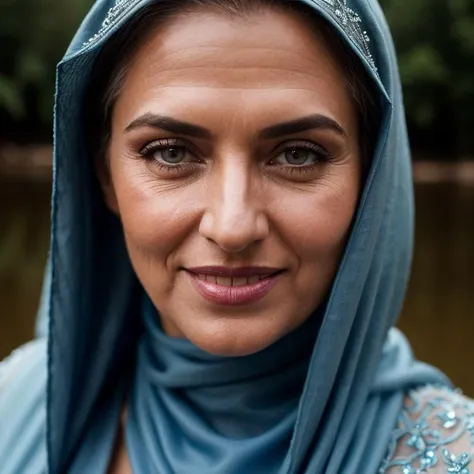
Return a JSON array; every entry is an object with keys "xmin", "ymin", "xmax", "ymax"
[{"xmin": 84, "ymin": 0, "xmax": 379, "ymax": 169}]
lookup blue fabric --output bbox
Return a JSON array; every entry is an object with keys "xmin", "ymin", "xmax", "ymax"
[
  {"xmin": 0, "ymin": 340, "xmax": 47, "ymax": 474},
  {"xmin": 126, "ymin": 296, "xmax": 319, "ymax": 473},
  {"xmin": 0, "ymin": 1, "xmax": 451, "ymax": 473}
]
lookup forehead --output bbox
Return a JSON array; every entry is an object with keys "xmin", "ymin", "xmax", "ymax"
[{"xmin": 115, "ymin": 7, "xmax": 356, "ymax": 130}]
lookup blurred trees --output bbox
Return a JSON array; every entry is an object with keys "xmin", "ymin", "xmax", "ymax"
[
  {"xmin": 380, "ymin": 0, "xmax": 474, "ymax": 157},
  {"xmin": 0, "ymin": 0, "xmax": 473, "ymax": 157},
  {"xmin": 0, "ymin": 0, "xmax": 90, "ymax": 142}
]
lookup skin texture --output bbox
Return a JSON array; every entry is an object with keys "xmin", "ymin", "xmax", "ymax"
[
  {"xmin": 101, "ymin": 6, "xmax": 363, "ymax": 472},
  {"xmin": 100, "ymin": 6, "xmax": 362, "ymax": 359}
]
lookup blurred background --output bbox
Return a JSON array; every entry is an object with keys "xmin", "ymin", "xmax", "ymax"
[{"xmin": 0, "ymin": 0, "xmax": 473, "ymax": 395}]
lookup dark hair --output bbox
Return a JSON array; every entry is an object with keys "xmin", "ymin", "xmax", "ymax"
[{"xmin": 84, "ymin": 0, "xmax": 379, "ymax": 169}]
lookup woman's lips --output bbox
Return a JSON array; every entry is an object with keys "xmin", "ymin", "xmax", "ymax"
[{"xmin": 185, "ymin": 267, "xmax": 282, "ymax": 306}]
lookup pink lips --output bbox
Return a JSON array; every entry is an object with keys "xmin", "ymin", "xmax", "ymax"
[{"xmin": 185, "ymin": 266, "xmax": 282, "ymax": 306}]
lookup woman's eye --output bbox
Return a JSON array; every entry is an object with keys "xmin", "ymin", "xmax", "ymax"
[
  {"xmin": 138, "ymin": 139, "xmax": 203, "ymax": 176},
  {"xmin": 139, "ymin": 140, "xmax": 194, "ymax": 166},
  {"xmin": 284, "ymin": 148, "xmax": 314, "ymax": 165},
  {"xmin": 273, "ymin": 146, "xmax": 327, "ymax": 166},
  {"xmin": 159, "ymin": 147, "xmax": 186, "ymax": 164}
]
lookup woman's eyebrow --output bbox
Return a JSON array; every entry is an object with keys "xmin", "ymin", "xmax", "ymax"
[
  {"xmin": 125, "ymin": 113, "xmax": 212, "ymax": 139},
  {"xmin": 259, "ymin": 114, "xmax": 346, "ymax": 139},
  {"xmin": 125, "ymin": 112, "xmax": 346, "ymax": 139}
]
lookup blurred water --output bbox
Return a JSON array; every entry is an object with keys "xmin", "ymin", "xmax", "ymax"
[
  {"xmin": 400, "ymin": 184, "xmax": 474, "ymax": 395},
  {"xmin": 0, "ymin": 179, "xmax": 472, "ymax": 395},
  {"xmin": 0, "ymin": 180, "xmax": 50, "ymax": 357}
]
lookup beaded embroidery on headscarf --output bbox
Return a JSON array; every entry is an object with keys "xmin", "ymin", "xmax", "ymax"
[
  {"xmin": 81, "ymin": 0, "xmax": 377, "ymax": 74},
  {"xmin": 312, "ymin": 0, "xmax": 377, "ymax": 72},
  {"xmin": 82, "ymin": 0, "xmax": 141, "ymax": 49}
]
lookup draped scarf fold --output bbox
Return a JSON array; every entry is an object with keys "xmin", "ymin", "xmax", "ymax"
[
  {"xmin": 38, "ymin": 1, "xmax": 450, "ymax": 473},
  {"xmin": 126, "ymin": 297, "xmax": 319, "ymax": 473}
]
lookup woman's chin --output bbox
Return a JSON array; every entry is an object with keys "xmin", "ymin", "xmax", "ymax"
[
  {"xmin": 190, "ymin": 334, "xmax": 276, "ymax": 357},
  {"xmin": 166, "ymin": 314, "xmax": 293, "ymax": 357}
]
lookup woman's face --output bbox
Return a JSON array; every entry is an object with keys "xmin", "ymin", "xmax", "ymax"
[{"xmin": 102, "ymin": 6, "xmax": 362, "ymax": 356}]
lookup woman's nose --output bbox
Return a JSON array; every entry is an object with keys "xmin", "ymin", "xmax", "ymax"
[{"xmin": 199, "ymin": 165, "xmax": 269, "ymax": 253}]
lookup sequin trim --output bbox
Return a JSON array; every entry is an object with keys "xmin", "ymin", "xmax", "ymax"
[
  {"xmin": 311, "ymin": 0, "xmax": 377, "ymax": 72},
  {"xmin": 379, "ymin": 386, "xmax": 474, "ymax": 474},
  {"xmin": 81, "ymin": 0, "xmax": 378, "ymax": 74},
  {"xmin": 82, "ymin": 0, "xmax": 143, "ymax": 49}
]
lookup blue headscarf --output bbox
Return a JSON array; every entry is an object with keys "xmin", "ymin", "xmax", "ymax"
[{"xmin": 34, "ymin": 0, "xmax": 449, "ymax": 472}]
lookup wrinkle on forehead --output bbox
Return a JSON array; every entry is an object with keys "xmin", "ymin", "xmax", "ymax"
[
  {"xmin": 116, "ymin": 6, "xmax": 356, "ymax": 137},
  {"xmin": 140, "ymin": 67, "xmax": 339, "ymax": 92},
  {"xmin": 148, "ymin": 7, "xmax": 330, "ymax": 59},
  {"xmin": 125, "ymin": 7, "xmax": 343, "ymax": 84},
  {"xmin": 137, "ymin": 43, "xmax": 340, "ymax": 90}
]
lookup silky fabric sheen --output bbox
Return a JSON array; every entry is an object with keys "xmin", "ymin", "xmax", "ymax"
[
  {"xmin": 127, "ymin": 297, "xmax": 318, "ymax": 473},
  {"xmin": 0, "ymin": 0, "xmax": 451, "ymax": 473}
]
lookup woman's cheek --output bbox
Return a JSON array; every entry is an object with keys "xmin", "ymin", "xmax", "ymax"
[
  {"xmin": 276, "ymin": 183, "xmax": 358, "ymax": 255},
  {"xmin": 118, "ymin": 180, "xmax": 201, "ymax": 254}
]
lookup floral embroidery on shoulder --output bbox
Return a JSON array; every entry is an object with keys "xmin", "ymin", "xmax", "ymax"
[{"xmin": 379, "ymin": 385, "xmax": 474, "ymax": 473}]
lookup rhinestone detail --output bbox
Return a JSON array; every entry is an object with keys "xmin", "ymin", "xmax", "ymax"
[
  {"xmin": 313, "ymin": 0, "xmax": 377, "ymax": 73},
  {"xmin": 379, "ymin": 385, "xmax": 474, "ymax": 474},
  {"xmin": 82, "ymin": 0, "xmax": 143, "ymax": 49},
  {"xmin": 81, "ymin": 0, "xmax": 378, "ymax": 74}
]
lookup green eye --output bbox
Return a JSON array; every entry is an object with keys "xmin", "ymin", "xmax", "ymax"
[
  {"xmin": 273, "ymin": 143, "xmax": 329, "ymax": 167},
  {"xmin": 283, "ymin": 148, "xmax": 315, "ymax": 165},
  {"xmin": 160, "ymin": 147, "xmax": 186, "ymax": 164}
]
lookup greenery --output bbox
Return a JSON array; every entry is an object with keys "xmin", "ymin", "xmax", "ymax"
[
  {"xmin": 381, "ymin": 0, "xmax": 474, "ymax": 156},
  {"xmin": 0, "ymin": 0, "xmax": 473, "ymax": 156},
  {"xmin": 0, "ymin": 0, "xmax": 91, "ymax": 141}
]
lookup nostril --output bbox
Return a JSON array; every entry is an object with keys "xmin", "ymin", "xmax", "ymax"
[{"xmin": 198, "ymin": 205, "xmax": 269, "ymax": 253}]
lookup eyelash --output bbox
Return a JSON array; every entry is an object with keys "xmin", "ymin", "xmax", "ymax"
[
  {"xmin": 138, "ymin": 138, "xmax": 333, "ymax": 174},
  {"xmin": 139, "ymin": 138, "xmax": 199, "ymax": 173},
  {"xmin": 270, "ymin": 140, "xmax": 333, "ymax": 173}
]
